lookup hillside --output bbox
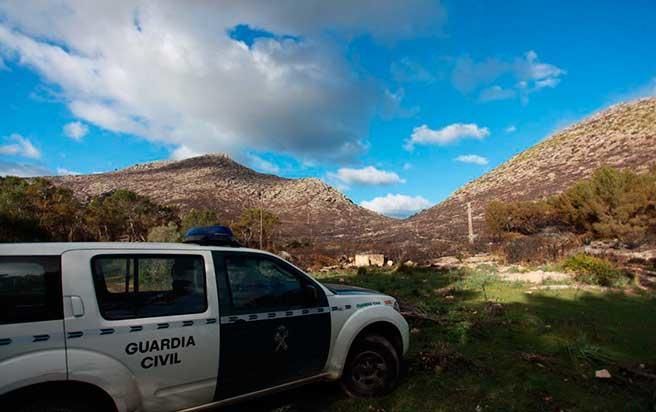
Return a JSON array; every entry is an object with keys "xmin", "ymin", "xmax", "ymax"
[
  {"xmin": 52, "ymin": 154, "xmax": 394, "ymax": 252},
  {"xmin": 405, "ymin": 97, "xmax": 656, "ymax": 244},
  {"xmin": 52, "ymin": 98, "xmax": 656, "ymax": 259}
]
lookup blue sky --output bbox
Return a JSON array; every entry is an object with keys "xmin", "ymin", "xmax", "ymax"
[{"xmin": 1, "ymin": 1, "xmax": 655, "ymax": 217}]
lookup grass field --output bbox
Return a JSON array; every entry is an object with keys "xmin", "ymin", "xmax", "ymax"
[{"xmin": 229, "ymin": 267, "xmax": 656, "ymax": 412}]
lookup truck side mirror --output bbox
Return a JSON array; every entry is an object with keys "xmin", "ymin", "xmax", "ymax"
[{"xmin": 304, "ymin": 284, "xmax": 319, "ymax": 304}]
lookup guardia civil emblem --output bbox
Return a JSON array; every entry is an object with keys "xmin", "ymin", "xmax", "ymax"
[{"xmin": 274, "ymin": 325, "xmax": 288, "ymax": 352}]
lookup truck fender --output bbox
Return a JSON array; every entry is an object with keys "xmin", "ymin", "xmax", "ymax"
[
  {"xmin": 326, "ymin": 306, "xmax": 408, "ymax": 379},
  {"xmin": 0, "ymin": 349, "xmax": 67, "ymax": 396},
  {"xmin": 66, "ymin": 348, "xmax": 141, "ymax": 412}
]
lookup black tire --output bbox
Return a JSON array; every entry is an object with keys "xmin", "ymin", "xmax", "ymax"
[{"xmin": 341, "ymin": 334, "xmax": 400, "ymax": 398}]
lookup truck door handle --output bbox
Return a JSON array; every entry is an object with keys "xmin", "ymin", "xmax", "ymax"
[{"xmin": 71, "ymin": 296, "xmax": 85, "ymax": 317}]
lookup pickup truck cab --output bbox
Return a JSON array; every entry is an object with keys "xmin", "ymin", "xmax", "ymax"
[{"xmin": 0, "ymin": 232, "xmax": 409, "ymax": 412}]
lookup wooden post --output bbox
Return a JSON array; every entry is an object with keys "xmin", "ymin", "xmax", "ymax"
[
  {"xmin": 259, "ymin": 207, "xmax": 263, "ymax": 250},
  {"xmin": 467, "ymin": 202, "xmax": 475, "ymax": 244}
]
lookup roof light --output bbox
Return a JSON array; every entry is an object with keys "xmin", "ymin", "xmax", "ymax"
[{"xmin": 183, "ymin": 225, "xmax": 240, "ymax": 247}]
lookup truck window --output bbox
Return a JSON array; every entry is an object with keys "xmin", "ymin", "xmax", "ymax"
[
  {"xmin": 91, "ymin": 254, "xmax": 207, "ymax": 320},
  {"xmin": 0, "ymin": 256, "xmax": 63, "ymax": 325},
  {"xmin": 224, "ymin": 255, "xmax": 307, "ymax": 312}
]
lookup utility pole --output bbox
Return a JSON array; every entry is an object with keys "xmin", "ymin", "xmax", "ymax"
[
  {"xmin": 258, "ymin": 191, "xmax": 263, "ymax": 250},
  {"xmin": 467, "ymin": 202, "xmax": 475, "ymax": 245}
]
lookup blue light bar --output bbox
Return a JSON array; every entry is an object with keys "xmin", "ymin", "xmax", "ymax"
[{"xmin": 183, "ymin": 225, "xmax": 240, "ymax": 247}]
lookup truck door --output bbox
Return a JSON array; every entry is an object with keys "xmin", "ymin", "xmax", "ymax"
[
  {"xmin": 62, "ymin": 250, "xmax": 220, "ymax": 412},
  {"xmin": 0, "ymin": 256, "xmax": 67, "ymax": 392},
  {"xmin": 213, "ymin": 251, "xmax": 331, "ymax": 400}
]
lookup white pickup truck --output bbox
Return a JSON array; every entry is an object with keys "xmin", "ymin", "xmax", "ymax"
[{"xmin": 0, "ymin": 227, "xmax": 409, "ymax": 412}]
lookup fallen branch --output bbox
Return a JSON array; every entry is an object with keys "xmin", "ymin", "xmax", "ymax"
[{"xmin": 619, "ymin": 366, "xmax": 656, "ymax": 381}]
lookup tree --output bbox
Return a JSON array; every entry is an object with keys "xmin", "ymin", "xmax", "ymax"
[
  {"xmin": 180, "ymin": 208, "xmax": 219, "ymax": 234},
  {"xmin": 147, "ymin": 222, "xmax": 182, "ymax": 242},
  {"xmin": 0, "ymin": 177, "xmax": 83, "ymax": 241},
  {"xmin": 233, "ymin": 208, "xmax": 280, "ymax": 249},
  {"xmin": 553, "ymin": 167, "xmax": 656, "ymax": 244},
  {"xmin": 486, "ymin": 167, "xmax": 656, "ymax": 246},
  {"xmin": 25, "ymin": 178, "xmax": 85, "ymax": 241},
  {"xmin": 84, "ymin": 190, "xmax": 178, "ymax": 241}
]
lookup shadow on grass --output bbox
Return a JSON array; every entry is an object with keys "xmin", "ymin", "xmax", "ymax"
[{"xmin": 221, "ymin": 269, "xmax": 656, "ymax": 411}]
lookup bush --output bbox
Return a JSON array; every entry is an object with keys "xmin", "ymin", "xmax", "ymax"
[
  {"xmin": 147, "ymin": 222, "xmax": 182, "ymax": 242},
  {"xmin": 485, "ymin": 200, "xmax": 558, "ymax": 239},
  {"xmin": 180, "ymin": 208, "xmax": 218, "ymax": 234},
  {"xmin": 0, "ymin": 177, "xmax": 180, "ymax": 242},
  {"xmin": 500, "ymin": 233, "xmax": 579, "ymax": 264},
  {"xmin": 553, "ymin": 167, "xmax": 656, "ymax": 245},
  {"xmin": 486, "ymin": 167, "xmax": 656, "ymax": 246},
  {"xmin": 562, "ymin": 254, "xmax": 628, "ymax": 287}
]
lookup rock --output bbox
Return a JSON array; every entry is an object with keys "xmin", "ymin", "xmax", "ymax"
[
  {"xmin": 499, "ymin": 270, "xmax": 570, "ymax": 284},
  {"xmin": 404, "ymin": 260, "xmax": 416, "ymax": 267},
  {"xmin": 431, "ymin": 256, "xmax": 460, "ymax": 267},
  {"xmin": 595, "ymin": 369, "xmax": 612, "ymax": 379},
  {"xmin": 386, "ymin": 260, "xmax": 394, "ymax": 267},
  {"xmin": 355, "ymin": 254, "xmax": 385, "ymax": 267},
  {"xmin": 445, "ymin": 295, "xmax": 454, "ymax": 300}
]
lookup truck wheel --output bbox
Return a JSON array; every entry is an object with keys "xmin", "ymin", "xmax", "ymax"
[{"xmin": 341, "ymin": 334, "xmax": 400, "ymax": 398}]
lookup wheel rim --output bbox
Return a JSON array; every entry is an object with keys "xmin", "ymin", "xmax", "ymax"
[{"xmin": 350, "ymin": 350, "xmax": 389, "ymax": 391}]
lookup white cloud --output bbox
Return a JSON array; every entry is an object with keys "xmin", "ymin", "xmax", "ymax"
[
  {"xmin": 455, "ymin": 154, "xmax": 488, "ymax": 165},
  {"xmin": 63, "ymin": 121, "xmax": 89, "ymax": 141},
  {"xmin": 56, "ymin": 167, "xmax": 80, "ymax": 175},
  {"xmin": 479, "ymin": 85, "xmax": 516, "ymax": 102},
  {"xmin": 504, "ymin": 125, "xmax": 517, "ymax": 133},
  {"xmin": 402, "ymin": 162, "xmax": 412, "ymax": 170},
  {"xmin": 246, "ymin": 154, "xmax": 280, "ymax": 174},
  {"xmin": 361, "ymin": 194, "xmax": 431, "ymax": 218},
  {"xmin": 329, "ymin": 166, "xmax": 404, "ymax": 186},
  {"xmin": 405, "ymin": 123, "xmax": 489, "ymax": 150},
  {"xmin": 0, "ymin": 1, "xmax": 444, "ymax": 163},
  {"xmin": 0, "ymin": 134, "xmax": 41, "ymax": 159},
  {"xmin": 0, "ymin": 160, "xmax": 49, "ymax": 177},
  {"xmin": 391, "ymin": 57, "xmax": 434, "ymax": 83},
  {"xmin": 452, "ymin": 50, "xmax": 565, "ymax": 103}
]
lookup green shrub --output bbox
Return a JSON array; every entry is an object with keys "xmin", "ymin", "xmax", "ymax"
[
  {"xmin": 180, "ymin": 208, "xmax": 218, "ymax": 234},
  {"xmin": 553, "ymin": 167, "xmax": 656, "ymax": 245},
  {"xmin": 486, "ymin": 167, "xmax": 656, "ymax": 246},
  {"xmin": 356, "ymin": 266, "xmax": 368, "ymax": 276},
  {"xmin": 562, "ymin": 254, "xmax": 628, "ymax": 287},
  {"xmin": 147, "ymin": 222, "xmax": 182, "ymax": 242},
  {"xmin": 485, "ymin": 200, "xmax": 558, "ymax": 238}
]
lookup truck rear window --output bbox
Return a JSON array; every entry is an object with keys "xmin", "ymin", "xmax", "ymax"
[
  {"xmin": 91, "ymin": 254, "xmax": 207, "ymax": 320},
  {"xmin": 0, "ymin": 256, "xmax": 63, "ymax": 325}
]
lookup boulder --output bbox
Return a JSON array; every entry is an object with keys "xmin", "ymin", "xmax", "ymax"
[{"xmin": 354, "ymin": 254, "xmax": 385, "ymax": 267}]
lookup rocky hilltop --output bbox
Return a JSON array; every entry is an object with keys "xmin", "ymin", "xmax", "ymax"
[
  {"xmin": 52, "ymin": 97, "xmax": 656, "ymax": 258},
  {"xmin": 53, "ymin": 154, "xmax": 394, "ymax": 250},
  {"xmin": 405, "ymin": 97, "xmax": 656, "ymax": 243}
]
